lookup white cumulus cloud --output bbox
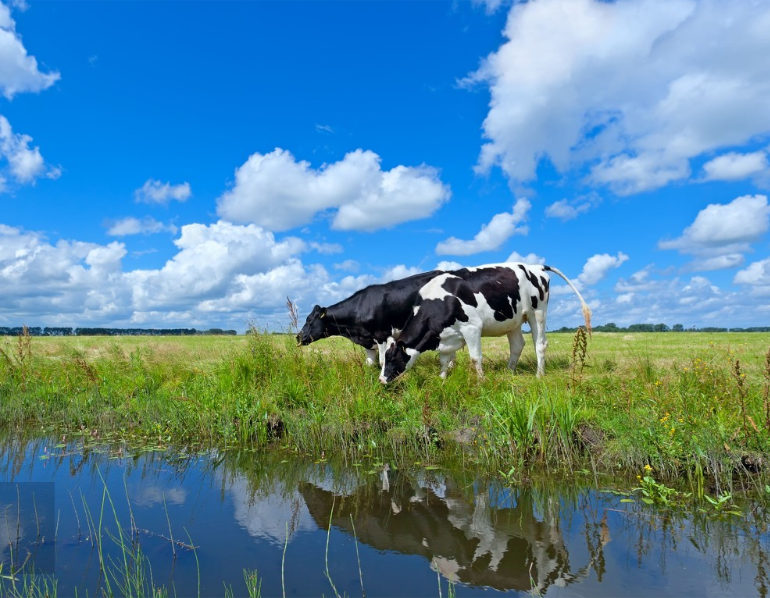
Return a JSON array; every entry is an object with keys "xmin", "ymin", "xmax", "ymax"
[
  {"xmin": 659, "ymin": 194, "xmax": 770, "ymax": 270},
  {"xmin": 126, "ymin": 221, "xmax": 306, "ymax": 310},
  {"xmin": 216, "ymin": 148, "xmax": 450, "ymax": 232},
  {"xmin": 734, "ymin": 258, "xmax": 770, "ymax": 286},
  {"xmin": 545, "ymin": 194, "xmax": 601, "ymax": 221},
  {"xmin": 468, "ymin": 0, "xmax": 770, "ymax": 194},
  {"xmin": 0, "ymin": 2, "xmax": 59, "ymax": 99},
  {"xmin": 308, "ymin": 242, "xmax": 343, "ymax": 255},
  {"xmin": 2, "ymin": 221, "xmax": 769, "ymax": 331},
  {"xmin": 688, "ymin": 254, "xmax": 745, "ymax": 272},
  {"xmin": 592, "ymin": 269, "xmax": 758, "ymax": 328},
  {"xmin": 135, "ymin": 180, "xmax": 192, "ymax": 205},
  {"xmin": 0, "ymin": 5, "xmax": 59, "ymax": 189},
  {"xmin": 0, "ymin": 115, "xmax": 58, "ymax": 184},
  {"xmin": 106, "ymin": 217, "xmax": 178, "ymax": 237},
  {"xmin": 435, "ymin": 198, "xmax": 530, "ymax": 256},
  {"xmin": 701, "ymin": 150, "xmax": 769, "ymax": 182},
  {"xmin": 436, "ymin": 260, "xmax": 463, "ymax": 271},
  {"xmin": 734, "ymin": 258, "xmax": 770, "ymax": 297},
  {"xmin": 0, "ymin": 221, "xmax": 460, "ymax": 331},
  {"xmin": 0, "ymin": 225, "xmax": 129, "ymax": 323},
  {"xmin": 333, "ymin": 259, "xmax": 360, "ymax": 273},
  {"xmin": 660, "ymin": 195, "xmax": 770, "ymax": 248},
  {"xmin": 505, "ymin": 251, "xmax": 545, "ymax": 265},
  {"xmin": 578, "ymin": 252, "xmax": 629, "ymax": 286},
  {"xmin": 381, "ymin": 264, "xmax": 423, "ymax": 282}
]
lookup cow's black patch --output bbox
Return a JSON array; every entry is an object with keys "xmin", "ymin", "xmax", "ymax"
[
  {"xmin": 398, "ymin": 296, "xmax": 469, "ymax": 354},
  {"xmin": 518, "ymin": 265, "xmax": 544, "ymax": 301},
  {"xmin": 540, "ymin": 276, "xmax": 550, "ymax": 295},
  {"xmin": 479, "ymin": 267, "xmax": 521, "ymax": 321},
  {"xmin": 441, "ymin": 275, "xmax": 478, "ymax": 307},
  {"xmin": 531, "ymin": 295, "xmax": 538, "ymax": 309},
  {"xmin": 297, "ymin": 270, "xmax": 443, "ymax": 350}
]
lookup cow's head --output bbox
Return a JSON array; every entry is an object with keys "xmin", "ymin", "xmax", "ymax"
[
  {"xmin": 296, "ymin": 305, "xmax": 328, "ymax": 346},
  {"xmin": 379, "ymin": 339, "xmax": 418, "ymax": 384}
]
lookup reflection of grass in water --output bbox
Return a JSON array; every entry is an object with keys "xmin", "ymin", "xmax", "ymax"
[
  {"xmin": 1, "ymin": 471, "xmax": 194, "ymax": 598},
  {"xmin": 1, "ymin": 331, "xmax": 770, "ymax": 492},
  {"xmin": 0, "ymin": 482, "xmax": 56, "ymax": 597},
  {"xmin": 0, "ymin": 495, "xmax": 54, "ymax": 597}
]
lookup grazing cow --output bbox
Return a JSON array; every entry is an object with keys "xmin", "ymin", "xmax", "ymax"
[
  {"xmin": 379, "ymin": 263, "xmax": 591, "ymax": 383},
  {"xmin": 296, "ymin": 270, "xmax": 444, "ymax": 366}
]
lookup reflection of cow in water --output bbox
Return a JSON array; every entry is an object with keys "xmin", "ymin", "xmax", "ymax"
[{"xmin": 299, "ymin": 469, "xmax": 608, "ymax": 593}]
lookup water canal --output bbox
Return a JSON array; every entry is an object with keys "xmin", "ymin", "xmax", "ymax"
[{"xmin": 1, "ymin": 436, "xmax": 769, "ymax": 597}]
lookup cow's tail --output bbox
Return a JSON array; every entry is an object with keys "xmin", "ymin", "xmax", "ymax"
[{"xmin": 544, "ymin": 265, "xmax": 592, "ymax": 336}]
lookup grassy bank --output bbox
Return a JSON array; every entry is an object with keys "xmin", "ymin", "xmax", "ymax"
[{"xmin": 1, "ymin": 329, "xmax": 769, "ymax": 487}]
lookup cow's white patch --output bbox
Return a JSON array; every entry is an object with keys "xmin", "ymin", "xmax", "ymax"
[{"xmin": 419, "ymin": 273, "xmax": 459, "ymax": 301}]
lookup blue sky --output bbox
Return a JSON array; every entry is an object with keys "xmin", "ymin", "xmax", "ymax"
[{"xmin": 1, "ymin": 0, "xmax": 769, "ymax": 332}]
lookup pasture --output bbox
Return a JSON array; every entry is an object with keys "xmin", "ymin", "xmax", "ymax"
[{"xmin": 1, "ymin": 329, "xmax": 769, "ymax": 488}]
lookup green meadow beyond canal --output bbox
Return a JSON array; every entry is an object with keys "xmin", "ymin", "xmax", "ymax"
[{"xmin": 1, "ymin": 330, "xmax": 770, "ymax": 596}]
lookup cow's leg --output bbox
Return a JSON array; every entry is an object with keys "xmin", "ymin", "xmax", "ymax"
[
  {"xmin": 530, "ymin": 310, "xmax": 548, "ymax": 377},
  {"xmin": 365, "ymin": 347, "xmax": 378, "ymax": 367},
  {"xmin": 507, "ymin": 327, "xmax": 525, "ymax": 373},
  {"xmin": 465, "ymin": 330, "xmax": 484, "ymax": 378},
  {"xmin": 439, "ymin": 351, "xmax": 457, "ymax": 379}
]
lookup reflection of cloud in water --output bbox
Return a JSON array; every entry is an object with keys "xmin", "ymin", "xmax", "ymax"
[
  {"xmin": 132, "ymin": 485, "xmax": 187, "ymax": 508},
  {"xmin": 227, "ymin": 464, "xmax": 365, "ymax": 546},
  {"xmin": 229, "ymin": 478, "xmax": 315, "ymax": 545}
]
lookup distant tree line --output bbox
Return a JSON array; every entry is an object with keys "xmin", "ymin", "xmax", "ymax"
[
  {"xmin": 555, "ymin": 322, "xmax": 770, "ymax": 333},
  {"xmin": 0, "ymin": 327, "xmax": 238, "ymax": 336}
]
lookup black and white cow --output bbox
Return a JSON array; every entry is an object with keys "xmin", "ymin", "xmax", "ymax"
[
  {"xmin": 379, "ymin": 263, "xmax": 591, "ymax": 383},
  {"xmin": 296, "ymin": 270, "xmax": 444, "ymax": 366}
]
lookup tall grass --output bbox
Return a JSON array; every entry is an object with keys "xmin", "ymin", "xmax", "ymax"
[{"xmin": 0, "ymin": 330, "xmax": 769, "ymax": 488}]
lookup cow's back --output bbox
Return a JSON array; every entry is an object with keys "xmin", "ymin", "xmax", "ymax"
[
  {"xmin": 410, "ymin": 264, "xmax": 551, "ymax": 339},
  {"xmin": 367, "ymin": 270, "xmax": 442, "ymax": 322},
  {"xmin": 331, "ymin": 270, "xmax": 443, "ymax": 341}
]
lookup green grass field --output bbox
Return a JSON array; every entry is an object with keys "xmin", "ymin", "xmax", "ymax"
[{"xmin": 1, "ymin": 329, "xmax": 769, "ymax": 489}]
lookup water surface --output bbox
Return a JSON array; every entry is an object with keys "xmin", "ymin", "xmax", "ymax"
[{"xmin": 1, "ymin": 436, "xmax": 768, "ymax": 597}]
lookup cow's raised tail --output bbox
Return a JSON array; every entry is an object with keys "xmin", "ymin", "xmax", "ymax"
[{"xmin": 544, "ymin": 265, "xmax": 592, "ymax": 336}]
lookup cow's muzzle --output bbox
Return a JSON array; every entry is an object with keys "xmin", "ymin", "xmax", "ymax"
[{"xmin": 379, "ymin": 372, "xmax": 401, "ymax": 385}]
